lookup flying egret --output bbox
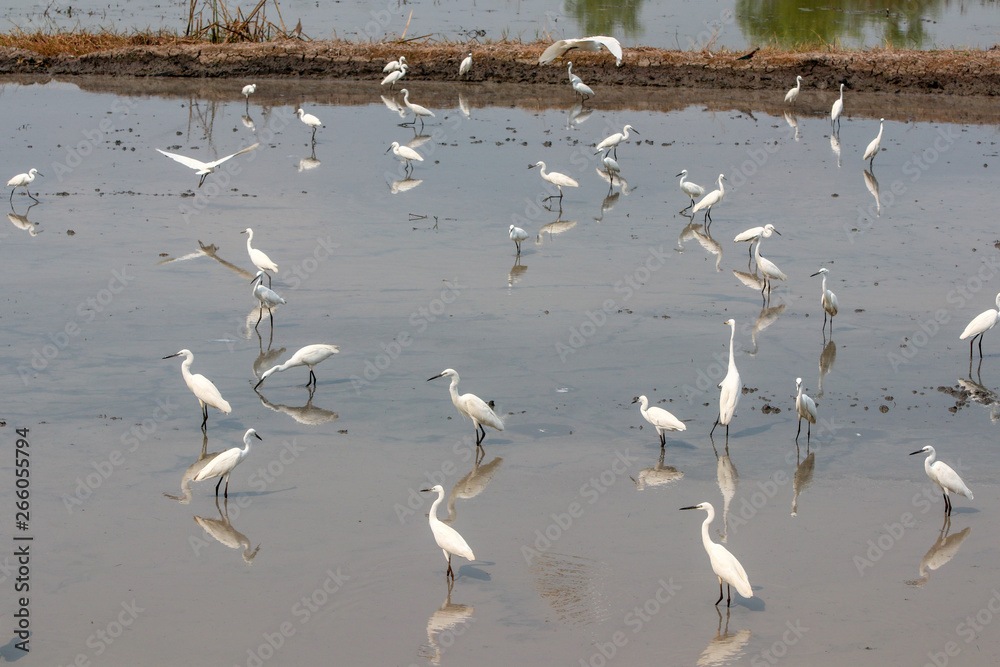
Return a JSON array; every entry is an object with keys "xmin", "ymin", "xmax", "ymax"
[
  {"xmin": 427, "ymin": 369, "xmax": 504, "ymax": 447},
  {"xmin": 7, "ymin": 168, "xmax": 42, "ymax": 202},
  {"xmin": 909, "ymin": 445, "xmax": 973, "ymax": 516},
  {"xmin": 784, "ymin": 75, "xmax": 803, "ymax": 104},
  {"xmin": 381, "ymin": 63, "xmax": 408, "ymax": 89},
  {"xmin": 733, "ymin": 223, "xmax": 780, "ymax": 265},
  {"xmin": 959, "ymin": 292, "xmax": 1000, "ymax": 360},
  {"xmin": 241, "ymin": 227, "xmax": 278, "ymax": 287},
  {"xmin": 794, "ymin": 377, "xmax": 817, "ymax": 444},
  {"xmin": 830, "ymin": 83, "xmax": 844, "ymax": 132},
  {"xmin": 567, "ymin": 61, "xmax": 582, "ymax": 85},
  {"xmin": 810, "ymin": 268, "xmax": 839, "ymax": 332},
  {"xmin": 679, "ymin": 502, "xmax": 753, "ymax": 606},
  {"xmin": 676, "ymin": 169, "xmax": 704, "ymax": 211},
  {"xmin": 572, "ymin": 77, "xmax": 595, "ymax": 101},
  {"xmin": 863, "ymin": 118, "xmax": 885, "ymax": 168},
  {"xmin": 399, "ymin": 89, "xmax": 435, "ymax": 130},
  {"xmin": 711, "ymin": 319, "xmax": 741, "ymax": 441},
  {"xmin": 383, "ymin": 55, "xmax": 406, "ymax": 73},
  {"xmin": 459, "ymin": 52, "xmax": 472, "ymax": 76},
  {"xmin": 193, "ymin": 428, "xmax": 262, "ymax": 498},
  {"xmin": 296, "ymin": 108, "xmax": 322, "ymax": 139},
  {"xmin": 754, "ymin": 234, "xmax": 786, "ymax": 301},
  {"xmin": 693, "ymin": 174, "xmax": 725, "ymax": 225},
  {"xmin": 387, "ymin": 141, "xmax": 423, "ymax": 175},
  {"xmin": 509, "ymin": 224, "xmax": 529, "ymax": 255},
  {"xmin": 529, "ymin": 161, "xmax": 579, "ymax": 203},
  {"xmin": 632, "ymin": 395, "xmax": 687, "ymax": 447},
  {"xmin": 595, "ymin": 125, "xmax": 638, "ymax": 160},
  {"xmin": 538, "ymin": 36, "xmax": 623, "ymax": 66},
  {"xmin": 251, "ymin": 271, "xmax": 286, "ymax": 329},
  {"xmin": 156, "ymin": 144, "xmax": 259, "ymax": 188},
  {"xmin": 420, "ymin": 484, "xmax": 475, "ymax": 579},
  {"xmin": 163, "ymin": 349, "xmax": 232, "ymax": 430},
  {"xmin": 255, "ymin": 344, "xmax": 340, "ymax": 390}
]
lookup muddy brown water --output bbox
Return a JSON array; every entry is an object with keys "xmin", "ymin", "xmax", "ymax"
[{"xmin": 3, "ymin": 77, "xmax": 1000, "ymax": 665}]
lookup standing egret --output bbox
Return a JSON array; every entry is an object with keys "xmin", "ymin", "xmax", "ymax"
[
  {"xmin": 459, "ymin": 53, "xmax": 472, "ymax": 76},
  {"xmin": 255, "ymin": 344, "xmax": 340, "ymax": 390},
  {"xmin": 711, "ymin": 319, "xmax": 741, "ymax": 441},
  {"xmin": 754, "ymin": 234, "xmax": 786, "ymax": 301},
  {"xmin": 241, "ymin": 83, "xmax": 256, "ymax": 110},
  {"xmin": 381, "ymin": 63, "xmax": 408, "ymax": 89},
  {"xmin": 428, "ymin": 369, "xmax": 504, "ymax": 447},
  {"xmin": 383, "ymin": 55, "xmax": 406, "ymax": 73},
  {"xmin": 784, "ymin": 75, "xmax": 803, "ymax": 104},
  {"xmin": 193, "ymin": 429, "xmax": 263, "ymax": 498},
  {"xmin": 692, "ymin": 174, "xmax": 725, "ymax": 225},
  {"xmin": 509, "ymin": 224, "xmax": 529, "ymax": 255},
  {"xmin": 251, "ymin": 271, "xmax": 286, "ymax": 329},
  {"xmin": 594, "ymin": 125, "xmax": 638, "ymax": 160},
  {"xmin": 156, "ymin": 144, "xmax": 259, "ymax": 188},
  {"xmin": 959, "ymin": 292, "xmax": 1000, "ymax": 360},
  {"xmin": 909, "ymin": 446, "xmax": 973, "ymax": 516},
  {"xmin": 632, "ymin": 395, "xmax": 687, "ymax": 447},
  {"xmin": 7, "ymin": 168, "xmax": 42, "ymax": 202},
  {"xmin": 163, "ymin": 349, "xmax": 232, "ymax": 430},
  {"xmin": 676, "ymin": 169, "xmax": 704, "ymax": 211},
  {"xmin": 399, "ymin": 89, "xmax": 435, "ymax": 130},
  {"xmin": 386, "ymin": 141, "xmax": 423, "ymax": 175},
  {"xmin": 794, "ymin": 377, "xmax": 817, "ymax": 445},
  {"xmin": 241, "ymin": 227, "xmax": 278, "ymax": 287},
  {"xmin": 296, "ymin": 108, "xmax": 322, "ymax": 139},
  {"xmin": 420, "ymin": 484, "xmax": 475, "ymax": 579},
  {"xmin": 830, "ymin": 83, "xmax": 844, "ymax": 132},
  {"xmin": 810, "ymin": 268, "xmax": 839, "ymax": 333},
  {"xmin": 679, "ymin": 502, "xmax": 753, "ymax": 606},
  {"xmin": 529, "ymin": 161, "xmax": 579, "ymax": 204},
  {"xmin": 538, "ymin": 36, "xmax": 623, "ymax": 66},
  {"xmin": 733, "ymin": 223, "xmax": 780, "ymax": 266},
  {"xmin": 567, "ymin": 61, "xmax": 583, "ymax": 85},
  {"xmin": 863, "ymin": 118, "xmax": 885, "ymax": 168},
  {"xmin": 571, "ymin": 76, "xmax": 595, "ymax": 101}
]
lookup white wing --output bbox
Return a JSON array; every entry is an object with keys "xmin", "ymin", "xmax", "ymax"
[
  {"xmin": 156, "ymin": 149, "xmax": 209, "ymax": 171},
  {"xmin": 205, "ymin": 143, "xmax": 260, "ymax": 169}
]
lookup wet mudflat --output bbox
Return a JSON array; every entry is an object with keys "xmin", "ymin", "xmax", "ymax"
[{"xmin": 3, "ymin": 77, "xmax": 1000, "ymax": 666}]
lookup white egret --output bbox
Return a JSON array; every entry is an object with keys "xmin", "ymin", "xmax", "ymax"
[
  {"xmin": 399, "ymin": 89, "xmax": 435, "ymax": 130},
  {"xmin": 572, "ymin": 77, "xmax": 595, "ymax": 101},
  {"xmin": 632, "ymin": 395, "xmax": 686, "ymax": 447},
  {"xmin": 296, "ymin": 108, "xmax": 322, "ymax": 139},
  {"xmin": 428, "ymin": 368, "xmax": 504, "ymax": 447},
  {"xmin": 602, "ymin": 156, "xmax": 621, "ymax": 178},
  {"xmin": 566, "ymin": 61, "xmax": 582, "ymax": 85},
  {"xmin": 7, "ymin": 168, "xmax": 42, "ymax": 202},
  {"xmin": 863, "ymin": 118, "xmax": 885, "ymax": 168},
  {"xmin": 810, "ymin": 267, "xmax": 839, "ymax": 332},
  {"xmin": 193, "ymin": 428, "xmax": 262, "ymax": 498},
  {"xmin": 733, "ymin": 223, "xmax": 780, "ymax": 264},
  {"xmin": 693, "ymin": 173, "xmax": 725, "ymax": 224},
  {"xmin": 163, "ymin": 349, "xmax": 232, "ymax": 429},
  {"xmin": 255, "ymin": 344, "xmax": 340, "ymax": 390},
  {"xmin": 386, "ymin": 141, "xmax": 423, "ymax": 174},
  {"xmin": 784, "ymin": 75, "xmax": 803, "ymax": 104},
  {"xmin": 679, "ymin": 502, "xmax": 753, "ymax": 606},
  {"xmin": 711, "ymin": 319, "xmax": 741, "ymax": 441},
  {"xmin": 676, "ymin": 169, "xmax": 704, "ymax": 211},
  {"xmin": 241, "ymin": 227, "xmax": 278, "ymax": 287},
  {"xmin": 381, "ymin": 63, "xmax": 408, "ymax": 89},
  {"xmin": 959, "ymin": 292, "xmax": 1000, "ymax": 359},
  {"xmin": 909, "ymin": 445, "xmax": 973, "ymax": 516},
  {"xmin": 383, "ymin": 55, "xmax": 406, "ymax": 73},
  {"xmin": 595, "ymin": 124, "xmax": 638, "ymax": 160},
  {"xmin": 754, "ymin": 234, "xmax": 786, "ymax": 300},
  {"xmin": 539, "ymin": 36, "xmax": 623, "ymax": 66},
  {"xmin": 241, "ymin": 83, "xmax": 256, "ymax": 101},
  {"xmin": 509, "ymin": 224, "xmax": 529, "ymax": 255},
  {"xmin": 795, "ymin": 377, "xmax": 817, "ymax": 444},
  {"xmin": 830, "ymin": 83, "xmax": 844, "ymax": 132},
  {"xmin": 459, "ymin": 53, "xmax": 472, "ymax": 76},
  {"xmin": 251, "ymin": 271, "xmax": 286, "ymax": 329},
  {"xmin": 420, "ymin": 484, "xmax": 475, "ymax": 579},
  {"xmin": 156, "ymin": 144, "xmax": 259, "ymax": 188},
  {"xmin": 529, "ymin": 161, "xmax": 579, "ymax": 203}
]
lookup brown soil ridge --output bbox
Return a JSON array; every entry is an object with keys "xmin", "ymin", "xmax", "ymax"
[{"xmin": 1, "ymin": 41, "xmax": 999, "ymax": 96}]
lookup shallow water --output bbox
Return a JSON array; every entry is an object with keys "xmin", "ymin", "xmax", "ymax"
[{"xmin": 3, "ymin": 77, "xmax": 1000, "ymax": 666}]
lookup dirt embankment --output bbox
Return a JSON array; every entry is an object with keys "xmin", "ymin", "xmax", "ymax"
[{"xmin": 2, "ymin": 40, "xmax": 1000, "ymax": 96}]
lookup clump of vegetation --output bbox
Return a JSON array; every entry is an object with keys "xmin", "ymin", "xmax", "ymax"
[
  {"xmin": 0, "ymin": 27, "xmax": 187, "ymax": 56},
  {"xmin": 185, "ymin": 0, "xmax": 305, "ymax": 43}
]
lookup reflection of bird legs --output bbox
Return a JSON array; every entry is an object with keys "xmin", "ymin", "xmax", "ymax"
[{"xmin": 709, "ymin": 429, "xmax": 729, "ymax": 457}]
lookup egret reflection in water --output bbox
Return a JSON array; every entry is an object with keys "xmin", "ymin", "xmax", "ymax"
[
  {"xmin": 956, "ymin": 376, "xmax": 1000, "ymax": 423},
  {"xmin": 535, "ymin": 215, "xmax": 578, "ymax": 244},
  {"xmin": 791, "ymin": 449, "xmax": 815, "ymax": 517},
  {"xmin": 830, "ymin": 133, "xmax": 842, "ymax": 168},
  {"xmin": 906, "ymin": 516, "xmax": 972, "ymax": 587},
  {"xmin": 420, "ymin": 580, "xmax": 474, "ymax": 666},
  {"xmin": 863, "ymin": 168, "xmax": 881, "ymax": 216},
  {"xmin": 750, "ymin": 302, "xmax": 786, "ymax": 355},
  {"xmin": 783, "ymin": 111, "xmax": 800, "ymax": 141},
  {"xmin": 193, "ymin": 497, "xmax": 261, "ymax": 564},
  {"xmin": 444, "ymin": 457, "xmax": 503, "ymax": 523},
  {"xmin": 631, "ymin": 449, "xmax": 684, "ymax": 490},
  {"xmin": 164, "ymin": 433, "xmax": 224, "ymax": 505},
  {"xmin": 255, "ymin": 387, "xmax": 339, "ymax": 426},
  {"xmin": 715, "ymin": 450, "xmax": 738, "ymax": 544},
  {"xmin": 157, "ymin": 239, "xmax": 256, "ymax": 281},
  {"xmin": 508, "ymin": 257, "xmax": 528, "ymax": 288},
  {"xmin": 678, "ymin": 218, "xmax": 723, "ymax": 272},
  {"xmin": 697, "ymin": 607, "xmax": 751, "ymax": 666},
  {"xmin": 7, "ymin": 200, "xmax": 40, "ymax": 236},
  {"xmin": 817, "ymin": 337, "xmax": 837, "ymax": 397}
]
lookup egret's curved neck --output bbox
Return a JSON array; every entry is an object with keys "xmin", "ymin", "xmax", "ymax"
[
  {"xmin": 924, "ymin": 449, "xmax": 936, "ymax": 474},
  {"xmin": 718, "ymin": 176, "xmax": 725, "ymax": 196},
  {"xmin": 821, "ymin": 274, "xmax": 828, "ymax": 294},
  {"xmin": 180, "ymin": 354, "xmax": 194, "ymax": 379},
  {"xmin": 448, "ymin": 376, "xmax": 461, "ymax": 407},
  {"xmin": 727, "ymin": 324, "xmax": 737, "ymax": 370},
  {"xmin": 700, "ymin": 507, "xmax": 716, "ymax": 551},
  {"xmin": 245, "ymin": 231, "xmax": 254, "ymax": 248},
  {"xmin": 428, "ymin": 489, "xmax": 444, "ymax": 524}
]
